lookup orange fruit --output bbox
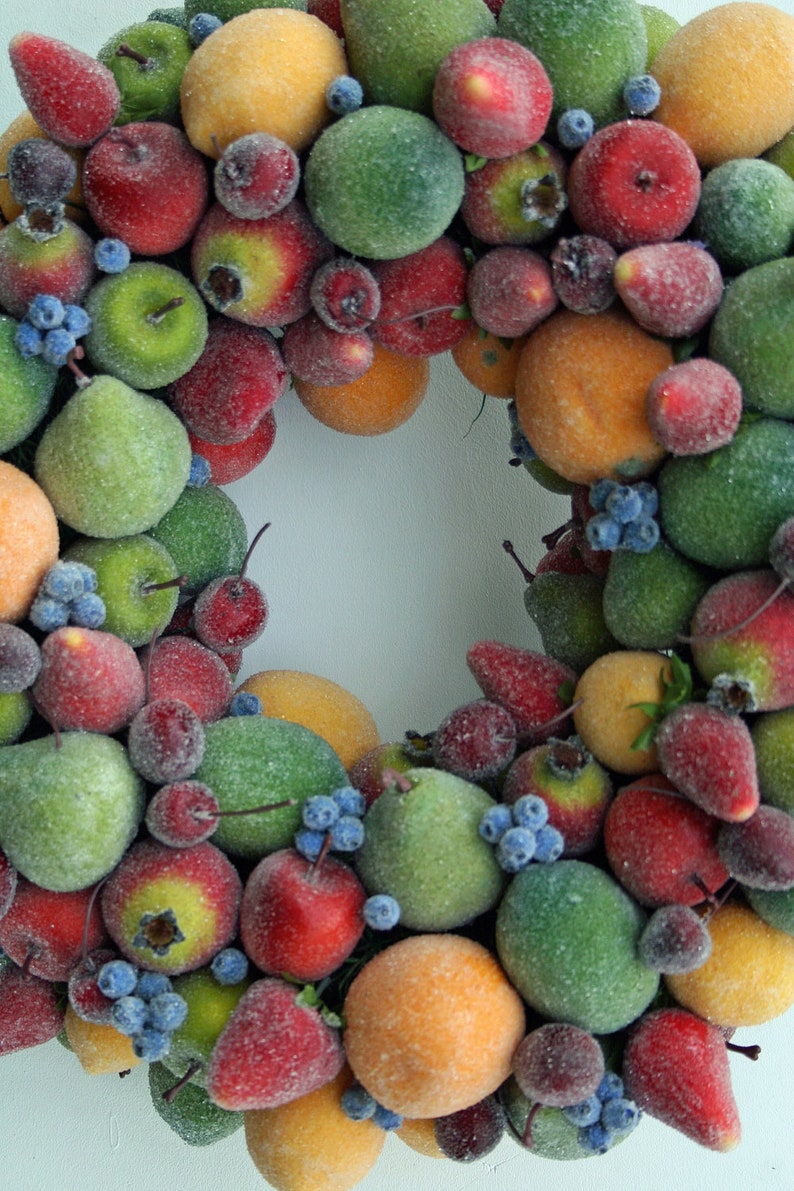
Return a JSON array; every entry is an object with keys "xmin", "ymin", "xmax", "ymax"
[
  {"xmin": 343, "ymin": 933, "xmax": 525, "ymax": 1119},
  {"xmin": 450, "ymin": 324, "xmax": 527, "ymax": 398},
  {"xmin": 652, "ymin": 3, "xmax": 794, "ymax": 168},
  {"xmin": 236, "ymin": 669, "xmax": 379, "ymax": 770},
  {"xmin": 396, "ymin": 1117, "xmax": 446, "ymax": 1159},
  {"xmin": 64, "ymin": 1006, "xmax": 141, "ymax": 1076},
  {"xmin": 573, "ymin": 650, "xmax": 673, "ymax": 775},
  {"xmin": 0, "ymin": 461, "xmax": 59, "ymax": 623},
  {"xmin": 294, "ymin": 341, "xmax": 429, "ymax": 435},
  {"xmin": 0, "ymin": 110, "xmax": 85, "ymax": 224},
  {"xmin": 667, "ymin": 901, "xmax": 794, "ymax": 1027},
  {"xmin": 514, "ymin": 308, "xmax": 671, "ymax": 484}
]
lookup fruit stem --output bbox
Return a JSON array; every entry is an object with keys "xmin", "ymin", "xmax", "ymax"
[
  {"xmin": 381, "ymin": 767, "xmax": 413, "ymax": 793},
  {"xmin": 115, "ymin": 42, "xmax": 154, "ymax": 69},
  {"xmin": 375, "ymin": 304, "xmax": 460, "ymax": 327},
  {"xmin": 307, "ymin": 831, "xmax": 333, "ymax": 883},
  {"xmin": 677, "ymin": 577, "xmax": 788, "ymax": 645},
  {"xmin": 162, "ymin": 1060, "xmax": 204, "ymax": 1103},
  {"xmin": 146, "ymin": 296, "xmax": 186, "ymax": 325},
  {"xmin": 140, "ymin": 575, "xmax": 190, "ymax": 595},
  {"xmin": 239, "ymin": 522, "xmax": 271, "ymax": 581},
  {"xmin": 79, "ymin": 877, "xmax": 108, "ymax": 964},
  {"xmin": 521, "ymin": 1101, "xmax": 542, "ymax": 1149},
  {"xmin": 726, "ymin": 1040, "xmax": 761, "ymax": 1061},
  {"xmin": 503, "ymin": 539, "xmax": 534, "ymax": 583},
  {"xmin": 541, "ymin": 519, "xmax": 574, "ymax": 550},
  {"xmin": 194, "ymin": 797, "xmax": 296, "ymax": 820},
  {"xmin": 529, "ymin": 697, "xmax": 583, "ymax": 740},
  {"xmin": 67, "ymin": 344, "xmax": 93, "ymax": 388}
]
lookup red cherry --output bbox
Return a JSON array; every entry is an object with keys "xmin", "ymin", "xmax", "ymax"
[{"xmin": 193, "ymin": 523, "xmax": 270, "ymax": 652}]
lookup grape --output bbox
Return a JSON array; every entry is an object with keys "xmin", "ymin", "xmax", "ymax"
[
  {"xmin": 512, "ymin": 1023, "xmax": 605, "ymax": 1108},
  {"xmin": 432, "ymin": 699, "xmax": 517, "ymax": 782},
  {"xmin": 434, "ymin": 1094, "xmax": 506, "ymax": 1161},
  {"xmin": 718, "ymin": 805, "xmax": 794, "ymax": 890},
  {"xmin": 638, "ymin": 903, "xmax": 712, "ymax": 974}
]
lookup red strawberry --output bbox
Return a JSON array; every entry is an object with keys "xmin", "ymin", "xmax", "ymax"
[
  {"xmin": 623, "ymin": 1007, "xmax": 741, "ymax": 1151},
  {"xmin": 655, "ymin": 702, "xmax": 760, "ymax": 822},
  {"xmin": 466, "ymin": 640, "xmax": 576, "ymax": 745},
  {"xmin": 8, "ymin": 33, "xmax": 120, "ymax": 148}
]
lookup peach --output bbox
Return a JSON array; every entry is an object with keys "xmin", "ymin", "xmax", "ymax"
[
  {"xmin": 64, "ymin": 1005, "xmax": 141, "ymax": 1076},
  {"xmin": 0, "ymin": 461, "xmax": 59, "ymax": 624}
]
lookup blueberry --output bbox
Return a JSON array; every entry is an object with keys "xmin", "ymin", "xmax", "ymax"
[
  {"xmin": 211, "ymin": 947, "xmax": 249, "ymax": 985},
  {"xmin": 620, "ymin": 515, "xmax": 660, "ymax": 554},
  {"xmin": 588, "ymin": 478, "xmax": 619, "ymax": 512},
  {"xmin": 189, "ymin": 12, "xmax": 223, "ymax": 46},
  {"xmin": 557, "ymin": 109, "xmax": 594, "ymax": 149},
  {"xmin": 69, "ymin": 591, "xmax": 106, "ymax": 629},
  {"xmin": 69, "ymin": 562, "xmax": 99, "ymax": 593},
  {"xmin": 340, "ymin": 1084, "xmax": 377, "ymax": 1121},
  {"xmin": 511, "ymin": 794, "xmax": 549, "ymax": 832},
  {"xmin": 623, "ymin": 74, "xmax": 662, "ymax": 117},
  {"xmin": 28, "ymin": 596, "xmax": 70, "ymax": 633},
  {"xmin": 604, "ymin": 484, "xmax": 643, "ymax": 524},
  {"xmin": 596, "ymin": 1071, "xmax": 624, "ymax": 1102},
  {"xmin": 147, "ymin": 991, "xmax": 188, "ymax": 1033},
  {"xmin": 132, "ymin": 1027, "xmax": 171, "ymax": 1062},
  {"xmin": 41, "ymin": 561, "xmax": 86, "ymax": 603},
  {"xmin": 228, "ymin": 691, "xmax": 262, "ymax": 716},
  {"xmin": 94, "ymin": 238, "xmax": 131, "ymax": 274},
  {"xmin": 326, "ymin": 75, "xmax": 364, "ymax": 116},
  {"xmin": 372, "ymin": 1104, "xmax": 404, "ymax": 1131},
  {"xmin": 585, "ymin": 512, "xmax": 622, "ymax": 551},
  {"xmin": 110, "ymin": 994, "xmax": 148, "ymax": 1036},
  {"xmin": 27, "ymin": 294, "xmax": 65, "ymax": 331},
  {"xmin": 302, "ymin": 794, "xmax": 341, "ymax": 832},
  {"xmin": 330, "ymin": 814, "xmax": 365, "ymax": 852},
  {"xmin": 509, "ymin": 425, "xmax": 536, "ymax": 463},
  {"xmin": 600, "ymin": 1096, "xmax": 641, "ymax": 1135},
  {"xmin": 633, "ymin": 481, "xmax": 658, "ymax": 518},
  {"xmin": 479, "ymin": 803, "xmax": 513, "ymax": 844},
  {"xmin": 294, "ymin": 826, "xmax": 326, "ymax": 861},
  {"xmin": 61, "ymin": 304, "xmax": 92, "ymax": 339},
  {"xmin": 188, "ymin": 453, "xmax": 212, "ymax": 488},
  {"xmin": 363, "ymin": 894, "xmax": 401, "ymax": 931},
  {"xmin": 14, "ymin": 320, "xmax": 43, "ymax": 358},
  {"xmin": 562, "ymin": 1094, "xmax": 602, "ymax": 1128},
  {"xmin": 96, "ymin": 959, "xmax": 139, "ymax": 999},
  {"xmin": 578, "ymin": 1120, "xmax": 615, "ymax": 1154},
  {"xmin": 496, "ymin": 825, "xmax": 536, "ymax": 872},
  {"xmin": 532, "ymin": 823, "xmax": 565, "ymax": 864},
  {"xmin": 41, "ymin": 327, "xmax": 76, "ymax": 366},
  {"xmin": 135, "ymin": 971, "xmax": 172, "ymax": 1001},
  {"xmin": 332, "ymin": 786, "xmax": 366, "ymax": 817}
]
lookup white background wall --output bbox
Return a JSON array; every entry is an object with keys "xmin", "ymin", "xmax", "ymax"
[{"xmin": 1, "ymin": 2, "xmax": 792, "ymax": 1188}]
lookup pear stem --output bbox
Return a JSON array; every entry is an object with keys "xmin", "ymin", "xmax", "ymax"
[
  {"xmin": 503, "ymin": 539, "xmax": 534, "ymax": 583},
  {"xmin": 162, "ymin": 1060, "xmax": 204, "ymax": 1103}
]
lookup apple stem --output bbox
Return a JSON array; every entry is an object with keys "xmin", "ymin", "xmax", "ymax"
[
  {"xmin": 193, "ymin": 797, "xmax": 296, "ymax": 820},
  {"xmin": 115, "ymin": 42, "xmax": 154, "ymax": 69},
  {"xmin": 307, "ymin": 832, "xmax": 333, "ymax": 883},
  {"xmin": 726, "ymin": 1040, "xmax": 761, "ymax": 1061},
  {"xmin": 140, "ymin": 574, "xmax": 190, "ymax": 595},
  {"xmin": 239, "ymin": 522, "xmax": 271, "ymax": 581},
  {"xmin": 503, "ymin": 539, "xmax": 534, "ymax": 583},
  {"xmin": 162, "ymin": 1060, "xmax": 204, "ymax": 1103},
  {"xmin": 677, "ymin": 577, "xmax": 788, "ymax": 644},
  {"xmin": 147, "ymin": 296, "xmax": 186, "ymax": 325}
]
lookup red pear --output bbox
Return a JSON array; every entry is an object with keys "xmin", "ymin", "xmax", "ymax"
[{"xmin": 655, "ymin": 703, "xmax": 760, "ymax": 823}]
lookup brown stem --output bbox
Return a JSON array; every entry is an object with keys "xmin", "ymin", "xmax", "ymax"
[
  {"xmin": 115, "ymin": 42, "xmax": 154, "ymax": 68},
  {"xmin": 80, "ymin": 877, "xmax": 108, "ymax": 964},
  {"xmin": 193, "ymin": 797, "xmax": 296, "ymax": 821},
  {"xmin": 162, "ymin": 1060, "xmax": 204, "ymax": 1103},
  {"xmin": 147, "ymin": 296, "xmax": 185, "ymax": 325},
  {"xmin": 726, "ymin": 1040, "xmax": 761, "ymax": 1061},
  {"xmin": 239, "ymin": 522, "xmax": 271, "ymax": 581},
  {"xmin": 503, "ymin": 539, "xmax": 534, "ymax": 583},
  {"xmin": 140, "ymin": 575, "xmax": 189, "ymax": 595},
  {"xmin": 307, "ymin": 831, "xmax": 333, "ymax": 884},
  {"xmin": 677, "ymin": 578, "xmax": 788, "ymax": 645},
  {"xmin": 521, "ymin": 1102, "xmax": 542, "ymax": 1149}
]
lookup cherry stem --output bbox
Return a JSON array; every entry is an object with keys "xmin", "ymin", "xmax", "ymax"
[
  {"xmin": 194, "ymin": 798, "xmax": 296, "ymax": 821},
  {"xmin": 115, "ymin": 42, "xmax": 154, "ymax": 68},
  {"xmin": 677, "ymin": 578, "xmax": 788, "ymax": 645},
  {"xmin": 503, "ymin": 539, "xmax": 534, "ymax": 583},
  {"xmin": 20, "ymin": 944, "xmax": 41, "ymax": 979},
  {"xmin": 162, "ymin": 1060, "xmax": 204, "ymax": 1103},
  {"xmin": 541, "ymin": 519, "xmax": 574, "ymax": 550},
  {"xmin": 80, "ymin": 877, "xmax": 108, "ymax": 964},
  {"xmin": 147, "ymin": 296, "xmax": 185, "ymax": 325},
  {"xmin": 67, "ymin": 345, "xmax": 92, "ymax": 388},
  {"xmin": 239, "ymin": 522, "xmax": 271, "ymax": 581},
  {"xmin": 726, "ymin": 1040, "xmax": 761, "ymax": 1061},
  {"xmin": 140, "ymin": 574, "xmax": 189, "ymax": 595},
  {"xmin": 521, "ymin": 1101, "xmax": 542, "ymax": 1149},
  {"xmin": 375, "ymin": 303, "xmax": 460, "ymax": 326},
  {"xmin": 527, "ymin": 697, "xmax": 583, "ymax": 741}
]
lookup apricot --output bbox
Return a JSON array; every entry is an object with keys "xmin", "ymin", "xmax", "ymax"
[
  {"xmin": 236, "ymin": 669, "xmax": 379, "ymax": 771},
  {"xmin": 180, "ymin": 9, "xmax": 347, "ymax": 158},
  {"xmin": 244, "ymin": 1067, "xmax": 384, "ymax": 1191},
  {"xmin": 652, "ymin": 3, "xmax": 794, "ymax": 168},
  {"xmin": 64, "ymin": 1005, "xmax": 141, "ymax": 1076},
  {"xmin": 666, "ymin": 901, "xmax": 794, "ymax": 1027},
  {"xmin": 342, "ymin": 933, "xmax": 525, "ymax": 1119},
  {"xmin": 0, "ymin": 461, "xmax": 59, "ymax": 623},
  {"xmin": 450, "ymin": 324, "xmax": 527, "ymax": 398},
  {"xmin": 573, "ymin": 650, "xmax": 673, "ymax": 775},
  {"xmin": 294, "ymin": 341, "xmax": 429, "ymax": 436},
  {"xmin": 514, "ymin": 308, "xmax": 671, "ymax": 484}
]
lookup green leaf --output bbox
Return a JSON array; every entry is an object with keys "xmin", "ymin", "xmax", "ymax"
[
  {"xmin": 557, "ymin": 679, "xmax": 576, "ymax": 706},
  {"xmin": 465, "ymin": 153, "xmax": 489, "ymax": 172},
  {"xmin": 451, "ymin": 302, "xmax": 471, "ymax": 321},
  {"xmin": 628, "ymin": 654, "xmax": 693, "ymax": 749}
]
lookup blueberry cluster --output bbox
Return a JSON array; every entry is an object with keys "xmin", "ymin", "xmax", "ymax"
[
  {"xmin": 15, "ymin": 292, "xmax": 91, "ymax": 366},
  {"xmin": 294, "ymin": 787, "xmax": 367, "ymax": 860},
  {"xmin": 563, "ymin": 1071, "xmax": 642, "ymax": 1154},
  {"xmin": 341, "ymin": 1081, "xmax": 404, "ymax": 1131},
  {"xmin": 29, "ymin": 560, "xmax": 106, "ymax": 633},
  {"xmin": 97, "ymin": 959, "xmax": 188, "ymax": 1063},
  {"xmin": 479, "ymin": 795, "xmax": 565, "ymax": 873},
  {"xmin": 585, "ymin": 478, "xmax": 660, "ymax": 554}
]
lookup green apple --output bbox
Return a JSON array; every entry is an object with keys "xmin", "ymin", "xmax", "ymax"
[
  {"xmin": 0, "ymin": 314, "xmax": 58, "ymax": 453},
  {"xmin": 148, "ymin": 1061, "xmax": 243, "ymax": 1146},
  {"xmin": 97, "ymin": 21, "xmax": 194, "ymax": 125},
  {"xmin": 0, "ymin": 731, "xmax": 144, "ymax": 891},
  {"xmin": 83, "ymin": 261, "xmax": 208, "ymax": 390},
  {"xmin": 162, "ymin": 967, "xmax": 253, "ymax": 1088},
  {"xmin": 64, "ymin": 533, "xmax": 182, "ymax": 647},
  {"xmin": 34, "ymin": 373, "xmax": 191, "ymax": 538}
]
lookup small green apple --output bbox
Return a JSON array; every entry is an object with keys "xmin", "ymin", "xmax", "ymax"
[
  {"xmin": 97, "ymin": 21, "xmax": 194, "ymax": 125},
  {"xmin": 162, "ymin": 967, "xmax": 253, "ymax": 1088},
  {"xmin": 0, "ymin": 314, "xmax": 58, "ymax": 453},
  {"xmin": 83, "ymin": 261, "xmax": 208, "ymax": 389}
]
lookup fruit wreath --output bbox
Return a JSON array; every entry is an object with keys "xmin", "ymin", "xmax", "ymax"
[{"xmin": 1, "ymin": 0, "xmax": 794, "ymax": 1187}]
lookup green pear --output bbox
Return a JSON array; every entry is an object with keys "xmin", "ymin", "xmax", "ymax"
[
  {"xmin": 0, "ymin": 691, "xmax": 31, "ymax": 746},
  {"xmin": 98, "ymin": 21, "xmax": 194, "ymax": 125},
  {"xmin": 148, "ymin": 483, "xmax": 247, "ymax": 598},
  {"xmin": 524, "ymin": 571, "xmax": 618, "ymax": 672},
  {"xmin": 34, "ymin": 373, "xmax": 191, "ymax": 538},
  {"xmin": 602, "ymin": 540, "xmax": 711, "ymax": 650},
  {"xmin": 0, "ymin": 732, "xmax": 144, "ymax": 891},
  {"xmin": 148, "ymin": 1061, "xmax": 243, "ymax": 1146}
]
